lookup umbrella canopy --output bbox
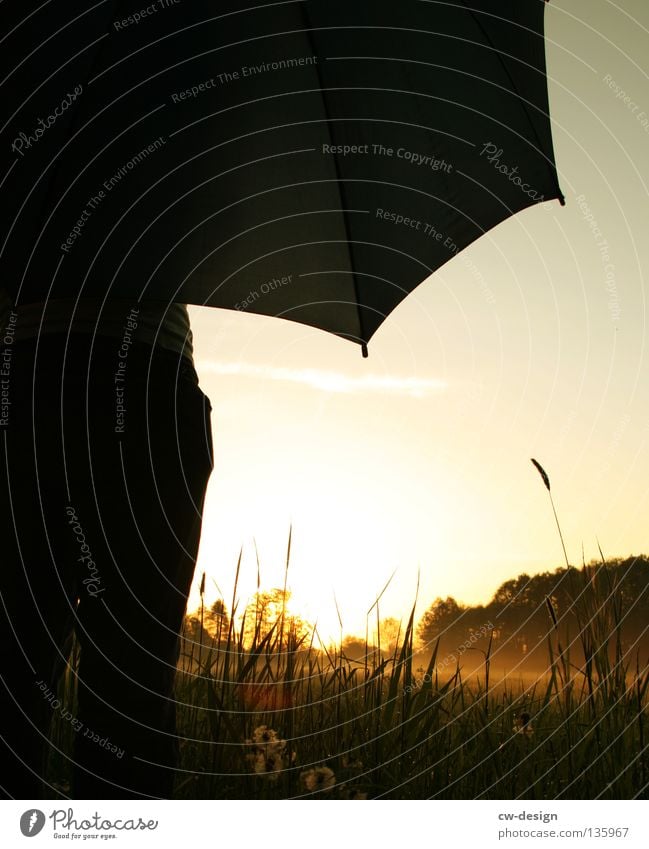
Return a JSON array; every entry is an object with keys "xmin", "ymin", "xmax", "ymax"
[{"xmin": 1, "ymin": 0, "xmax": 563, "ymax": 356}]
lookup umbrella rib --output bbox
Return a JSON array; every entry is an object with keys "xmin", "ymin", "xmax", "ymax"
[
  {"xmin": 458, "ymin": 0, "xmax": 565, "ymax": 206},
  {"xmin": 298, "ymin": 5, "xmax": 369, "ymax": 358}
]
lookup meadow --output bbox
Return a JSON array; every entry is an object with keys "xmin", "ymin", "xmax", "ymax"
[
  {"xmin": 45, "ymin": 555, "xmax": 649, "ymax": 800},
  {"xmin": 46, "ymin": 463, "xmax": 649, "ymax": 799},
  {"xmin": 167, "ymin": 558, "xmax": 649, "ymax": 800}
]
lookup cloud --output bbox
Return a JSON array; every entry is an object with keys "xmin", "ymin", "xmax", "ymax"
[{"xmin": 196, "ymin": 360, "xmax": 447, "ymax": 398}]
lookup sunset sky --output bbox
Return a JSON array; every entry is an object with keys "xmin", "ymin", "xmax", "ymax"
[{"xmin": 186, "ymin": 0, "xmax": 648, "ymax": 641}]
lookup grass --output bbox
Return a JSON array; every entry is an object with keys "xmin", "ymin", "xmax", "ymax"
[
  {"xmin": 46, "ymin": 461, "xmax": 649, "ymax": 799},
  {"xmin": 170, "ymin": 565, "xmax": 648, "ymax": 799}
]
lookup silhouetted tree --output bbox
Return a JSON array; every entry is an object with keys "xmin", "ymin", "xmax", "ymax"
[
  {"xmin": 417, "ymin": 596, "xmax": 466, "ymax": 647},
  {"xmin": 206, "ymin": 599, "xmax": 230, "ymax": 640}
]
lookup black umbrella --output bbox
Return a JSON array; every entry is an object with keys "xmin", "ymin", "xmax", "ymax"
[{"xmin": 1, "ymin": 0, "xmax": 563, "ymax": 356}]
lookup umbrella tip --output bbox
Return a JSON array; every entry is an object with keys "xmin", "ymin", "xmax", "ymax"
[{"xmin": 361, "ymin": 342, "xmax": 369, "ymax": 358}]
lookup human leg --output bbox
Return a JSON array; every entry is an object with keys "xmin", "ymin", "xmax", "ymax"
[{"xmin": 69, "ymin": 342, "xmax": 213, "ymax": 798}]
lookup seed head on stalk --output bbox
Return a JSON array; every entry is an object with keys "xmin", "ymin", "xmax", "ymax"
[{"xmin": 530, "ymin": 459, "xmax": 570, "ymax": 569}]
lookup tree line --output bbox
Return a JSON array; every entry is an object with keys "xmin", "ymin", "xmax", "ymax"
[
  {"xmin": 182, "ymin": 555, "xmax": 649, "ymax": 674},
  {"xmin": 415, "ymin": 555, "xmax": 649, "ymax": 672}
]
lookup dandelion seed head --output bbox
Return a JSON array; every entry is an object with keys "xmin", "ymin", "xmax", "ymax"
[
  {"xmin": 513, "ymin": 712, "xmax": 534, "ymax": 736},
  {"xmin": 300, "ymin": 766, "xmax": 336, "ymax": 792},
  {"xmin": 251, "ymin": 725, "xmax": 278, "ymax": 744},
  {"xmin": 244, "ymin": 727, "xmax": 294, "ymax": 780},
  {"xmin": 341, "ymin": 753, "xmax": 363, "ymax": 769},
  {"xmin": 348, "ymin": 789, "xmax": 368, "ymax": 799}
]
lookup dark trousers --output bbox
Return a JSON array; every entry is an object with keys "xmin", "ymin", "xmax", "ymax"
[{"xmin": 0, "ymin": 333, "xmax": 213, "ymax": 799}]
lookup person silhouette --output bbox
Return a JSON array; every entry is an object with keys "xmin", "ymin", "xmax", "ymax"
[{"xmin": 0, "ymin": 291, "xmax": 213, "ymax": 799}]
